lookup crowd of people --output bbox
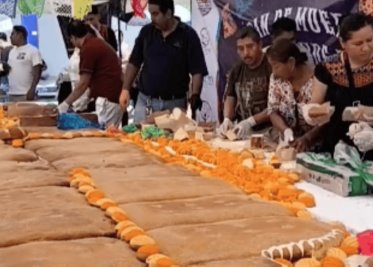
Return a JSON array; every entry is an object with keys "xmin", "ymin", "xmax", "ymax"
[
  {"xmin": 218, "ymin": 13, "xmax": 373, "ymax": 159},
  {"xmin": 1, "ymin": 0, "xmax": 373, "ymax": 159}
]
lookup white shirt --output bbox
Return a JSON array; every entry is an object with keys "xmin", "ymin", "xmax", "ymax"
[{"xmin": 8, "ymin": 44, "xmax": 42, "ymax": 95}]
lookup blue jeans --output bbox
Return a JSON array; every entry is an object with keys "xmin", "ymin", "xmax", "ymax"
[{"xmin": 134, "ymin": 92, "xmax": 187, "ymax": 123}]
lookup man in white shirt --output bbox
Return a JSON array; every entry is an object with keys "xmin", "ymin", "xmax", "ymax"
[{"xmin": 8, "ymin": 25, "xmax": 42, "ymax": 101}]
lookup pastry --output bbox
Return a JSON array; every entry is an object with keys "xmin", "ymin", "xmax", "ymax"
[
  {"xmin": 136, "ymin": 244, "xmax": 160, "ymax": 261},
  {"xmin": 262, "ymin": 230, "xmax": 344, "ymax": 262},
  {"xmin": 129, "ymin": 235, "xmax": 156, "ymax": 250}
]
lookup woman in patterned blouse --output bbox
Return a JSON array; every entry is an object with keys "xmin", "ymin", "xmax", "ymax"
[{"xmin": 266, "ymin": 39, "xmax": 315, "ymax": 152}]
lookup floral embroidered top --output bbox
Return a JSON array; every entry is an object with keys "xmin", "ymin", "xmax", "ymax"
[{"xmin": 267, "ymin": 74, "xmax": 313, "ymax": 136}]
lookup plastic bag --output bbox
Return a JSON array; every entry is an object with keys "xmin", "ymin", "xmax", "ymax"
[
  {"xmin": 57, "ymin": 113, "xmax": 101, "ymax": 130},
  {"xmin": 334, "ymin": 141, "xmax": 373, "ymax": 187},
  {"xmin": 122, "ymin": 123, "xmax": 138, "ymax": 133},
  {"xmin": 141, "ymin": 125, "xmax": 169, "ymax": 139}
]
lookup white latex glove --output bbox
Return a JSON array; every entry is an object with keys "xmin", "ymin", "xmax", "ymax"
[
  {"xmin": 302, "ymin": 103, "xmax": 334, "ymax": 126},
  {"xmin": 283, "ymin": 128, "xmax": 294, "ymax": 146},
  {"xmin": 217, "ymin": 118, "xmax": 233, "ymax": 137},
  {"xmin": 58, "ymin": 101, "xmax": 70, "ymax": 114},
  {"xmin": 353, "ymin": 130, "xmax": 373, "ymax": 152},
  {"xmin": 233, "ymin": 116, "xmax": 256, "ymax": 139},
  {"xmin": 348, "ymin": 122, "xmax": 372, "ymax": 139}
]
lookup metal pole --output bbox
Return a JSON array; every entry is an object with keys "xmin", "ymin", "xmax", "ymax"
[{"xmin": 117, "ymin": 0, "xmax": 127, "ymax": 58}]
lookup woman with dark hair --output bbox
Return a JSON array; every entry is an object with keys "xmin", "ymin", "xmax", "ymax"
[
  {"xmin": 266, "ymin": 38, "xmax": 315, "ymax": 152},
  {"xmin": 304, "ymin": 13, "xmax": 373, "ymax": 159}
]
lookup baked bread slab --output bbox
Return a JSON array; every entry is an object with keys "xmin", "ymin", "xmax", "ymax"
[
  {"xmin": 0, "ymin": 238, "xmax": 145, "ymax": 267},
  {"xmin": 121, "ymin": 194, "xmax": 290, "ymax": 230},
  {"xmin": 148, "ymin": 217, "xmax": 331, "ymax": 265},
  {"xmin": 0, "ymin": 186, "xmax": 115, "ymax": 247}
]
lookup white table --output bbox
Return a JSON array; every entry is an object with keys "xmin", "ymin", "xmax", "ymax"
[{"xmin": 296, "ymin": 181, "xmax": 373, "ymax": 234}]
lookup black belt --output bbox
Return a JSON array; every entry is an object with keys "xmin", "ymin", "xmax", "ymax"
[{"xmin": 141, "ymin": 92, "xmax": 186, "ymax": 100}]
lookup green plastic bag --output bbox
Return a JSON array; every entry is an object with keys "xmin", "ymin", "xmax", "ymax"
[
  {"xmin": 122, "ymin": 123, "xmax": 138, "ymax": 134},
  {"xmin": 140, "ymin": 126, "xmax": 169, "ymax": 140},
  {"xmin": 334, "ymin": 141, "xmax": 373, "ymax": 187}
]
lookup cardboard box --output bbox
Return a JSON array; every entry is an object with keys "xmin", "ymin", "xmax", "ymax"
[{"xmin": 296, "ymin": 153, "xmax": 370, "ymax": 197}]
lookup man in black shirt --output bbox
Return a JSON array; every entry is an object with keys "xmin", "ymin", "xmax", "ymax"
[{"xmin": 119, "ymin": 0, "xmax": 208, "ymax": 123}]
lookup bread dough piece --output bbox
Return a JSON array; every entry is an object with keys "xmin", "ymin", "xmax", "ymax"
[
  {"xmin": 33, "ymin": 138, "xmax": 133, "ymax": 162},
  {"xmin": 0, "ymin": 160, "xmax": 50, "ymax": 172},
  {"xmin": 0, "ymin": 146, "xmax": 38, "ymax": 162},
  {"xmin": 89, "ymin": 165, "xmax": 197, "ymax": 181},
  {"xmin": 187, "ymin": 257, "xmax": 280, "ymax": 267},
  {"xmin": 0, "ymin": 237, "xmax": 145, "ymax": 267},
  {"xmin": 0, "ymin": 169, "xmax": 66, "ymax": 190},
  {"xmin": 90, "ymin": 170, "xmax": 241, "ymax": 204},
  {"xmin": 25, "ymin": 137, "xmax": 122, "ymax": 153},
  {"xmin": 148, "ymin": 217, "xmax": 331, "ymax": 266},
  {"xmin": 53, "ymin": 151, "xmax": 159, "ymax": 172},
  {"xmin": 0, "ymin": 187, "xmax": 115, "ymax": 247},
  {"xmin": 121, "ymin": 194, "xmax": 290, "ymax": 230}
]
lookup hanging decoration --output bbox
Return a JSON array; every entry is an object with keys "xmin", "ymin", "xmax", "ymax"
[
  {"xmin": 72, "ymin": 0, "xmax": 93, "ymax": 20},
  {"xmin": 17, "ymin": 0, "xmax": 45, "ymax": 16},
  {"xmin": 43, "ymin": 0, "xmax": 72, "ymax": 17},
  {"xmin": 0, "ymin": 0, "xmax": 18, "ymax": 18}
]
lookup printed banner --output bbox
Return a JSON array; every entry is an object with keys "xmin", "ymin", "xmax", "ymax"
[
  {"xmin": 0, "ymin": 0, "xmax": 18, "ymax": 18},
  {"xmin": 72, "ymin": 0, "xmax": 93, "ymax": 20},
  {"xmin": 192, "ymin": 0, "xmax": 358, "ymax": 120},
  {"xmin": 17, "ymin": 0, "xmax": 45, "ymax": 16},
  {"xmin": 192, "ymin": 0, "xmax": 219, "ymax": 123}
]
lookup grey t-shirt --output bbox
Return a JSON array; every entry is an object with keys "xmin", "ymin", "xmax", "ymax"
[{"xmin": 224, "ymin": 56, "xmax": 272, "ymax": 122}]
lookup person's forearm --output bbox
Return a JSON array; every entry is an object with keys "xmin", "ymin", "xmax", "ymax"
[
  {"xmin": 223, "ymin": 96, "xmax": 235, "ymax": 120},
  {"xmin": 270, "ymin": 112, "xmax": 289, "ymax": 134},
  {"xmin": 29, "ymin": 65, "xmax": 42, "ymax": 92},
  {"xmin": 65, "ymin": 82, "xmax": 89, "ymax": 105},
  {"xmin": 122, "ymin": 63, "xmax": 139, "ymax": 90},
  {"xmin": 253, "ymin": 109, "xmax": 270, "ymax": 125},
  {"xmin": 191, "ymin": 74, "xmax": 203, "ymax": 95},
  {"xmin": 304, "ymin": 124, "xmax": 326, "ymax": 144}
]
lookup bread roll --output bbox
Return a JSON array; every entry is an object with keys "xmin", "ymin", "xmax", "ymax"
[
  {"xmin": 129, "ymin": 235, "xmax": 156, "ymax": 250},
  {"xmin": 309, "ymin": 105, "xmax": 329, "ymax": 118},
  {"xmin": 136, "ymin": 244, "xmax": 160, "ymax": 262}
]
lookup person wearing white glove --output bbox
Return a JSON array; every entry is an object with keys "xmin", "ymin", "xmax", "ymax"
[
  {"xmin": 267, "ymin": 39, "xmax": 317, "ymax": 152},
  {"xmin": 58, "ymin": 101, "xmax": 70, "ymax": 114},
  {"xmin": 220, "ymin": 26, "xmax": 271, "ymax": 140},
  {"xmin": 348, "ymin": 122, "xmax": 373, "ymax": 152},
  {"xmin": 217, "ymin": 117, "xmax": 233, "ymax": 137},
  {"xmin": 353, "ymin": 130, "xmax": 373, "ymax": 152},
  {"xmin": 348, "ymin": 121, "xmax": 372, "ymax": 139},
  {"xmin": 61, "ymin": 21, "xmax": 123, "ymax": 128},
  {"xmin": 305, "ymin": 14, "xmax": 373, "ymax": 160},
  {"xmin": 302, "ymin": 103, "xmax": 334, "ymax": 126},
  {"xmin": 233, "ymin": 116, "xmax": 256, "ymax": 139},
  {"xmin": 282, "ymin": 127, "xmax": 294, "ymax": 145}
]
